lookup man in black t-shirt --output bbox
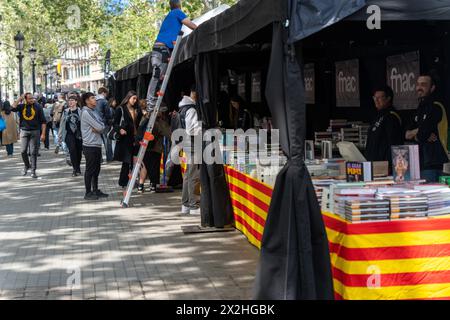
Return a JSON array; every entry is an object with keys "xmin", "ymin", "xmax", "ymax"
[{"xmin": 12, "ymin": 93, "xmax": 47, "ymax": 178}]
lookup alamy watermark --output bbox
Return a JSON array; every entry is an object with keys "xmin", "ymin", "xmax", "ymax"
[
  {"xmin": 168, "ymin": 123, "xmax": 281, "ymax": 166},
  {"xmin": 367, "ymin": 5, "xmax": 381, "ymax": 30}
]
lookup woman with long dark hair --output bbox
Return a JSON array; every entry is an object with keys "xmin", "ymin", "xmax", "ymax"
[{"xmin": 113, "ymin": 91, "xmax": 143, "ymax": 188}]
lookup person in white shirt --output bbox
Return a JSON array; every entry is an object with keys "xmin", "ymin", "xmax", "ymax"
[{"xmin": 178, "ymin": 88, "xmax": 201, "ymax": 215}]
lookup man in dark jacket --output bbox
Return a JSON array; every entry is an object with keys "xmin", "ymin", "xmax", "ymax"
[
  {"xmin": 95, "ymin": 87, "xmax": 113, "ymax": 162},
  {"xmin": 406, "ymin": 73, "xmax": 449, "ymax": 182},
  {"xmin": 12, "ymin": 93, "xmax": 47, "ymax": 178},
  {"xmin": 365, "ymin": 85, "xmax": 403, "ymax": 173}
]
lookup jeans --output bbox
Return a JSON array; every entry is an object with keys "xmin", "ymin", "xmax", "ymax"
[
  {"xmin": 143, "ymin": 151, "xmax": 162, "ymax": 185},
  {"xmin": 6, "ymin": 144, "xmax": 13, "ymax": 155},
  {"xmin": 83, "ymin": 146, "xmax": 102, "ymax": 194},
  {"xmin": 20, "ymin": 129, "xmax": 40, "ymax": 171},
  {"xmin": 66, "ymin": 133, "xmax": 82, "ymax": 173},
  {"xmin": 182, "ymin": 163, "xmax": 201, "ymax": 209},
  {"xmin": 53, "ymin": 126, "xmax": 68, "ymax": 153},
  {"xmin": 146, "ymin": 45, "xmax": 171, "ymax": 106},
  {"xmin": 44, "ymin": 122, "xmax": 52, "ymax": 149},
  {"xmin": 421, "ymin": 169, "xmax": 442, "ymax": 183}
]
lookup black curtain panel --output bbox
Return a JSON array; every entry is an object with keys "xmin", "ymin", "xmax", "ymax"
[
  {"xmin": 253, "ymin": 22, "xmax": 334, "ymax": 300},
  {"xmin": 195, "ymin": 52, "xmax": 234, "ymax": 228}
]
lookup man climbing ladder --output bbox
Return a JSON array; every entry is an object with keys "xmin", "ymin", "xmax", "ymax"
[
  {"xmin": 122, "ymin": 1, "xmax": 197, "ymax": 207},
  {"xmin": 146, "ymin": 0, "xmax": 197, "ymax": 108}
]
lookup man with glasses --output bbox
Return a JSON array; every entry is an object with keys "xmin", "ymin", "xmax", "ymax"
[{"xmin": 365, "ymin": 85, "xmax": 403, "ymax": 173}]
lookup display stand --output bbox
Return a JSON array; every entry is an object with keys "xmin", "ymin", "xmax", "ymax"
[{"xmin": 223, "ymin": 165, "xmax": 450, "ymax": 300}]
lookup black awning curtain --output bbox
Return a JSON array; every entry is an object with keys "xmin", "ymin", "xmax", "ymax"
[
  {"xmin": 253, "ymin": 22, "xmax": 334, "ymax": 300},
  {"xmin": 288, "ymin": 0, "xmax": 367, "ymax": 43},
  {"xmin": 195, "ymin": 52, "xmax": 234, "ymax": 229},
  {"xmin": 174, "ymin": 0, "xmax": 285, "ymax": 65}
]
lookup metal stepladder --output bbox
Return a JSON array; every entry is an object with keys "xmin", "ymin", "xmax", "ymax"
[{"xmin": 121, "ymin": 31, "xmax": 184, "ymax": 208}]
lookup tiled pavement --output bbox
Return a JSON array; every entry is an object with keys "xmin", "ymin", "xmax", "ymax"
[{"xmin": 0, "ymin": 144, "xmax": 259, "ymax": 300}]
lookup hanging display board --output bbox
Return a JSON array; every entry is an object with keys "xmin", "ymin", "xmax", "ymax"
[
  {"xmin": 386, "ymin": 51, "xmax": 420, "ymax": 110},
  {"xmin": 335, "ymin": 59, "xmax": 360, "ymax": 107},
  {"xmin": 238, "ymin": 74, "xmax": 246, "ymax": 98},
  {"xmin": 251, "ymin": 72, "xmax": 262, "ymax": 103},
  {"xmin": 304, "ymin": 63, "xmax": 315, "ymax": 104}
]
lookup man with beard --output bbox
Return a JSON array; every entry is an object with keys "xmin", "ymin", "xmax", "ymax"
[{"xmin": 406, "ymin": 73, "xmax": 449, "ymax": 182}]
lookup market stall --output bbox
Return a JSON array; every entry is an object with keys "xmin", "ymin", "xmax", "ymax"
[
  {"xmin": 224, "ymin": 165, "xmax": 450, "ymax": 300},
  {"xmin": 112, "ymin": 0, "xmax": 450, "ymax": 300}
]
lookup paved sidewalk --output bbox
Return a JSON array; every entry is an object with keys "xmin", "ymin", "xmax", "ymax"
[{"xmin": 0, "ymin": 146, "xmax": 259, "ymax": 300}]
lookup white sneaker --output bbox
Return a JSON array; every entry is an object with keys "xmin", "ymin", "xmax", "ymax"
[
  {"xmin": 181, "ymin": 205, "xmax": 190, "ymax": 215},
  {"xmin": 189, "ymin": 208, "xmax": 201, "ymax": 215}
]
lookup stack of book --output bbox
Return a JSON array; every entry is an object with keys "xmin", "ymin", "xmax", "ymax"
[
  {"xmin": 333, "ymin": 187, "xmax": 377, "ymax": 218},
  {"xmin": 344, "ymin": 199, "xmax": 390, "ymax": 223},
  {"xmin": 414, "ymin": 185, "xmax": 450, "ymax": 216},
  {"xmin": 376, "ymin": 188, "xmax": 428, "ymax": 219}
]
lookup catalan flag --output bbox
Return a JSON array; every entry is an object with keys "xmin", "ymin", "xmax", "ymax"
[{"xmin": 223, "ymin": 165, "xmax": 450, "ymax": 300}]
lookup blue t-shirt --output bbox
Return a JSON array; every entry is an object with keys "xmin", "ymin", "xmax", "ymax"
[{"xmin": 156, "ymin": 9, "xmax": 187, "ymax": 49}]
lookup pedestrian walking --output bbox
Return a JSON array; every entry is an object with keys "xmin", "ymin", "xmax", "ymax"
[
  {"xmin": 113, "ymin": 91, "xmax": 143, "ymax": 188},
  {"xmin": 43, "ymin": 98, "xmax": 54, "ymax": 150},
  {"xmin": 11, "ymin": 93, "xmax": 47, "ymax": 178},
  {"xmin": 80, "ymin": 92, "xmax": 108, "ymax": 201},
  {"xmin": 52, "ymin": 93, "xmax": 67, "ymax": 154},
  {"xmin": 96, "ymin": 87, "xmax": 113, "ymax": 162},
  {"xmin": 59, "ymin": 95, "xmax": 83, "ymax": 177},
  {"xmin": 0, "ymin": 100, "xmax": 17, "ymax": 157}
]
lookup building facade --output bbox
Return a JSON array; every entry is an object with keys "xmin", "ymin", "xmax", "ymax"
[{"xmin": 59, "ymin": 41, "xmax": 104, "ymax": 93}]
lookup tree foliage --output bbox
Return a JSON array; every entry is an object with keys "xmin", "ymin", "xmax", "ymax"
[{"xmin": 0, "ymin": 0, "xmax": 239, "ymax": 74}]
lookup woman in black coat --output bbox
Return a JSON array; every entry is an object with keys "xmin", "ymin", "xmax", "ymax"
[{"xmin": 113, "ymin": 91, "xmax": 143, "ymax": 188}]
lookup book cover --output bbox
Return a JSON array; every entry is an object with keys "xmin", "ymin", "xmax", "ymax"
[
  {"xmin": 346, "ymin": 162, "xmax": 373, "ymax": 182},
  {"xmin": 391, "ymin": 145, "xmax": 420, "ymax": 183}
]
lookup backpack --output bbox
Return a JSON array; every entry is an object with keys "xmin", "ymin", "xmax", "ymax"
[
  {"xmin": 179, "ymin": 104, "xmax": 196, "ymax": 130},
  {"xmin": 52, "ymin": 101, "xmax": 66, "ymax": 124},
  {"xmin": 0, "ymin": 115, "xmax": 6, "ymax": 132},
  {"xmin": 107, "ymin": 106, "xmax": 124, "ymax": 141}
]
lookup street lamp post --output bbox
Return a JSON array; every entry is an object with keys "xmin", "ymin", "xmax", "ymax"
[
  {"xmin": 13, "ymin": 31, "xmax": 25, "ymax": 95},
  {"xmin": 29, "ymin": 46, "xmax": 37, "ymax": 93}
]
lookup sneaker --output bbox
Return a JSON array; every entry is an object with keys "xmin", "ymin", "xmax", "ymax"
[
  {"xmin": 150, "ymin": 184, "xmax": 157, "ymax": 192},
  {"xmin": 31, "ymin": 171, "xmax": 38, "ymax": 179},
  {"xmin": 72, "ymin": 171, "xmax": 77, "ymax": 177},
  {"xmin": 84, "ymin": 192, "xmax": 99, "ymax": 201},
  {"xmin": 138, "ymin": 184, "xmax": 145, "ymax": 193},
  {"xmin": 189, "ymin": 208, "xmax": 201, "ymax": 215},
  {"xmin": 23, "ymin": 167, "xmax": 30, "ymax": 176},
  {"xmin": 181, "ymin": 205, "xmax": 190, "ymax": 215},
  {"xmin": 76, "ymin": 170, "xmax": 82, "ymax": 176},
  {"xmin": 54, "ymin": 146, "xmax": 60, "ymax": 154},
  {"xmin": 95, "ymin": 190, "xmax": 109, "ymax": 198}
]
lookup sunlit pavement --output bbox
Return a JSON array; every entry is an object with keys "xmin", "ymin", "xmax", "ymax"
[{"xmin": 0, "ymin": 144, "xmax": 259, "ymax": 300}]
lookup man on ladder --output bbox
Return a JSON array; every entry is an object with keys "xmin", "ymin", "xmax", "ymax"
[
  {"xmin": 121, "ymin": 0, "xmax": 197, "ymax": 207},
  {"xmin": 147, "ymin": 0, "xmax": 197, "ymax": 108}
]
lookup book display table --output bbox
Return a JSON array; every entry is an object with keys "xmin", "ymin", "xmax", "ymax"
[{"xmin": 223, "ymin": 165, "xmax": 450, "ymax": 300}]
